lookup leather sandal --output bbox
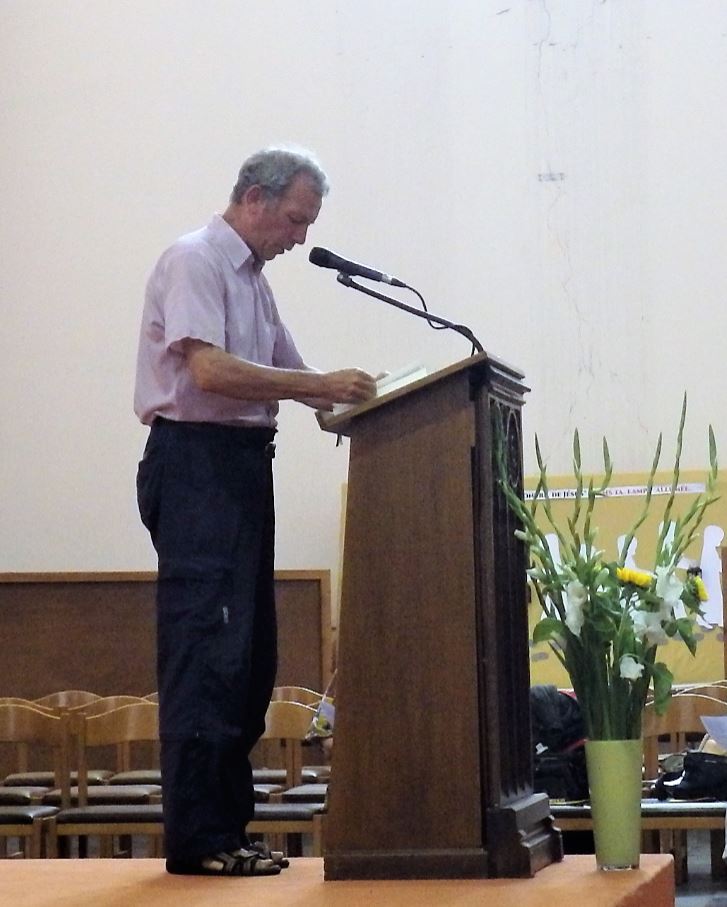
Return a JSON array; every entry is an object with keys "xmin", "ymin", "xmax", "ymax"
[
  {"xmin": 246, "ymin": 841, "xmax": 290, "ymax": 869},
  {"xmin": 166, "ymin": 848, "xmax": 281, "ymax": 876}
]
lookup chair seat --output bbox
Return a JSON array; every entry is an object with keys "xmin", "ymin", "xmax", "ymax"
[
  {"xmin": 0, "ymin": 805, "xmax": 58, "ymax": 824},
  {"xmin": 252, "ymin": 768, "xmax": 287, "ymax": 785},
  {"xmin": 42, "ymin": 785, "xmax": 162, "ymax": 806},
  {"xmin": 0, "ymin": 786, "xmax": 50, "ymax": 806},
  {"xmin": 54, "ymin": 803, "xmax": 164, "ymax": 825},
  {"xmin": 4, "ymin": 770, "xmax": 113, "ymax": 787},
  {"xmin": 253, "ymin": 802, "xmax": 324, "ymax": 821},
  {"xmin": 253, "ymin": 784, "xmax": 284, "ymax": 803},
  {"xmin": 302, "ymin": 765, "xmax": 331, "ymax": 783},
  {"xmin": 108, "ymin": 769, "xmax": 162, "ymax": 785},
  {"xmin": 281, "ymin": 783, "xmax": 328, "ymax": 804},
  {"xmin": 252, "ymin": 766, "xmax": 330, "ymax": 785}
]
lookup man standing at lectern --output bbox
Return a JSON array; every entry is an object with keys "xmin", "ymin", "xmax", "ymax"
[{"xmin": 134, "ymin": 146, "xmax": 375, "ymax": 876}]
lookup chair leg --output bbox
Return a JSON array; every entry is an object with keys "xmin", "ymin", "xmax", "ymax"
[
  {"xmin": 710, "ymin": 829, "xmax": 727, "ymax": 880},
  {"xmin": 45, "ymin": 821, "xmax": 58, "ymax": 859},
  {"xmin": 311, "ymin": 812, "xmax": 323, "ymax": 858}
]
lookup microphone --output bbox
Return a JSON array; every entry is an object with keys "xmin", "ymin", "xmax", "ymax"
[{"xmin": 309, "ymin": 247, "xmax": 407, "ymax": 288}]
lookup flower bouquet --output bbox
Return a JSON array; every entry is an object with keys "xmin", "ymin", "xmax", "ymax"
[{"xmin": 496, "ymin": 395, "xmax": 718, "ymax": 869}]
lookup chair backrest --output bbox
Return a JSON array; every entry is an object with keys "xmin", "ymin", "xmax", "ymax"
[
  {"xmin": 74, "ymin": 702, "xmax": 160, "ymax": 803},
  {"xmin": 0, "ymin": 703, "xmax": 71, "ymax": 803},
  {"xmin": 67, "ymin": 695, "xmax": 147, "ymax": 717},
  {"xmin": 142, "ymin": 692, "xmax": 159, "ymax": 703},
  {"xmin": 271, "ymin": 686, "xmax": 326, "ymax": 707},
  {"xmin": 673, "ymin": 682, "xmax": 727, "ymax": 702},
  {"xmin": 261, "ymin": 700, "xmax": 317, "ymax": 787},
  {"xmin": 643, "ymin": 693, "xmax": 727, "ymax": 777},
  {"xmin": 34, "ymin": 690, "xmax": 101, "ymax": 709},
  {"xmin": 0, "ymin": 696, "xmax": 56, "ymax": 715}
]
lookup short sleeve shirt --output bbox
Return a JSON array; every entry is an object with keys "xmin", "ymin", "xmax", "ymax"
[{"xmin": 134, "ymin": 214, "xmax": 306, "ymax": 426}]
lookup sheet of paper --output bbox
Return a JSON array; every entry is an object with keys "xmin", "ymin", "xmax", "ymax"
[{"xmin": 700, "ymin": 715, "xmax": 727, "ymax": 750}]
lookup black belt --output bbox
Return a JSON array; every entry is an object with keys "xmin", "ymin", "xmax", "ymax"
[{"xmin": 153, "ymin": 416, "xmax": 276, "ymax": 453}]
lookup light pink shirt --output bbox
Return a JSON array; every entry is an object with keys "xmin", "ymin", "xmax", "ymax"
[{"xmin": 134, "ymin": 214, "xmax": 305, "ymax": 427}]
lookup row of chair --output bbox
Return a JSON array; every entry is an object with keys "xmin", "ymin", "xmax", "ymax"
[{"xmin": 0, "ymin": 686, "xmax": 331, "ymax": 859}]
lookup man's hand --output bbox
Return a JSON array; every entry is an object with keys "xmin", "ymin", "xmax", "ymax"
[{"xmin": 320, "ymin": 368, "xmax": 377, "ymax": 404}]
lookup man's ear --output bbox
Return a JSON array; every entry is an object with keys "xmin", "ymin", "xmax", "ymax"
[{"xmin": 244, "ymin": 184, "xmax": 266, "ymax": 206}]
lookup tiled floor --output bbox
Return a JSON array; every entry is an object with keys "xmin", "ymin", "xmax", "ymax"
[{"xmin": 675, "ymin": 830, "xmax": 727, "ymax": 907}]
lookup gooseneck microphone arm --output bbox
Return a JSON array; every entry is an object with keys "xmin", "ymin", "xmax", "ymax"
[{"xmin": 336, "ymin": 273, "xmax": 484, "ymax": 354}]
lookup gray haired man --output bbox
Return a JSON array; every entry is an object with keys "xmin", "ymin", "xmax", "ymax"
[{"xmin": 135, "ymin": 147, "xmax": 375, "ymax": 876}]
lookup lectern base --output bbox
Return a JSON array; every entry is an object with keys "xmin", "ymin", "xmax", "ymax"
[
  {"xmin": 325, "ymin": 794, "xmax": 563, "ymax": 881},
  {"xmin": 324, "ymin": 848, "xmax": 489, "ymax": 881}
]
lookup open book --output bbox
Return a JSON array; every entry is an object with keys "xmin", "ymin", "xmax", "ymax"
[{"xmin": 324, "ymin": 362, "xmax": 428, "ymax": 419}]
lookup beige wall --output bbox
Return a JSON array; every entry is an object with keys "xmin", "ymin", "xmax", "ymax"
[{"xmin": 2, "ymin": 2, "xmax": 726, "ymax": 601}]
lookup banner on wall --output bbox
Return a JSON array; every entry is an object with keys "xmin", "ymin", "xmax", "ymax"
[{"xmin": 525, "ymin": 470, "xmax": 726, "ymax": 686}]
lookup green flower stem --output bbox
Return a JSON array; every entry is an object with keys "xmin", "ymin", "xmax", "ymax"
[{"xmin": 494, "ymin": 402, "xmax": 718, "ymax": 742}]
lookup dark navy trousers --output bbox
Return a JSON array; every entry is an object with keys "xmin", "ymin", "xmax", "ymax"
[{"xmin": 136, "ymin": 417, "xmax": 277, "ymax": 862}]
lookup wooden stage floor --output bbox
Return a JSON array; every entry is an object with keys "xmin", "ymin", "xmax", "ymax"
[{"xmin": 1, "ymin": 855, "xmax": 674, "ymax": 907}]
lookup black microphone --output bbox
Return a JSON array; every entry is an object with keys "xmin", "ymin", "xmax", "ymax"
[{"xmin": 309, "ymin": 247, "xmax": 407, "ymax": 288}]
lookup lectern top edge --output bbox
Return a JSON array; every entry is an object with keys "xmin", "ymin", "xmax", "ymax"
[{"xmin": 317, "ymin": 351, "xmax": 527, "ymax": 436}]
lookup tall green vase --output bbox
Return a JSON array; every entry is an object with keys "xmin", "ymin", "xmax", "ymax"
[{"xmin": 585, "ymin": 738, "xmax": 643, "ymax": 870}]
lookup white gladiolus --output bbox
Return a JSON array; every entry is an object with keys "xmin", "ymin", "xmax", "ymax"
[
  {"xmin": 619, "ymin": 655, "xmax": 645, "ymax": 681},
  {"xmin": 565, "ymin": 580, "xmax": 587, "ymax": 636},
  {"xmin": 655, "ymin": 566, "xmax": 684, "ymax": 610},
  {"xmin": 633, "ymin": 609, "xmax": 670, "ymax": 646}
]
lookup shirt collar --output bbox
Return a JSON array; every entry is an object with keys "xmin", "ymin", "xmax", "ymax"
[{"xmin": 208, "ymin": 213, "xmax": 263, "ymax": 272}]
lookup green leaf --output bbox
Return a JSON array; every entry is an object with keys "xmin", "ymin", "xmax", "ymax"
[
  {"xmin": 651, "ymin": 662, "xmax": 674, "ymax": 715},
  {"xmin": 532, "ymin": 618, "xmax": 566, "ymax": 646}
]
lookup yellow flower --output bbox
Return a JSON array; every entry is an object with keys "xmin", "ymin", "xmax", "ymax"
[
  {"xmin": 616, "ymin": 567, "xmax": 652, "ymax": 589},
  {"xmin": 694, "ymin": 576, "xmax": 709, "ymax": 602}
]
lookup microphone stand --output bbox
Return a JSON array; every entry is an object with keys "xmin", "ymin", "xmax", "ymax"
[{"xmin": 336, "ymin": 273, "xmax": 484, "ymax": 354}]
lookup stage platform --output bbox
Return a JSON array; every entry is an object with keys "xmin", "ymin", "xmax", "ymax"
[{"xmin": 1, "ymin": 855, "xmax": 674, "ymax": 907}]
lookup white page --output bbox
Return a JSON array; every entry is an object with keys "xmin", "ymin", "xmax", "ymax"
[{"xmin": 700, "ymin": 715, "xmax": 727, "ymax": 750}]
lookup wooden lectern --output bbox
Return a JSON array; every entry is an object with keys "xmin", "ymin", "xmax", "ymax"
[{"xmin": 318, "ymin": 353, "xmax": 562, "ymax": 880}]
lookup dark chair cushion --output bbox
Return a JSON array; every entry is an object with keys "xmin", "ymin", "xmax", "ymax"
[
  {"xmin": 54, "ymin": 803, "xmax": 164, "ymax": 825},
  {"xmin": 0, "ymin": 786, "xmax": 50, "ymax": 806},
  {"xmin": 4, "ymin": 770, "xmax": 113, "ymax": 787},
  {"xmin": 108, "ymin": 770, "xmax": 162, "ymax": 785},
  {"xmin": 42, "ymin": 785, "xmax": 162, "ymax": 806},
  {"xmin": 252, "ymin": 768, "xmax": 287, "ymax": 785},
  {"xmin": 0, "ymin": 805, "xmax": 59, "ymax": 824},
  {"xmin": 281, "ymin": 783, "xmax": 328, "ymax": 804},
  {"xmin": 253, "ymin": 802, "xmax": 324, "ymax": 821},
  {"xmin": 253, "ymin": 784, "xmax": 284, "ymax": 803},
  {"xmin": 302, "ymin": 765, "xmax": 331, "ymax": 783}
]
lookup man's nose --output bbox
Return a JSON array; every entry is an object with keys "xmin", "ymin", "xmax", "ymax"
[{"xmin": 293, "ymin": 224, "xmax": 308, "ymax": 245}]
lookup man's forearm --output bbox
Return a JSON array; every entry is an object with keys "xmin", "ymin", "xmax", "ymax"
[
  {"xmin": 183, "ymin": 340, "xmax": 376, "ymax": 406},
  {"xmin": 185, "ymin": 342, "xmax": 325, "ymax": 401}
]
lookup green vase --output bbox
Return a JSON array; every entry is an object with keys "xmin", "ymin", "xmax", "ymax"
[{"xmin": 585, "ymin": 738, "xmax": 643, "ymax": 870}]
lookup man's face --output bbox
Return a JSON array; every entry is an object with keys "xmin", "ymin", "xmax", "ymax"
[{"xmin": 247, "ymin": 175, "xmax": 322, "ymax": 261}]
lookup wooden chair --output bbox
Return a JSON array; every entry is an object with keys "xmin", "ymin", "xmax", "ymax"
[
  {"xmin": 4, "ymin": 697, "xmax": 146, "ymax": 791},
  {"xmin": 247, "ymin": 700, "xmax": 324, "ymax": 857},
  {"xmin": 46, "ymin": 702, "xmax": 164, "ymax": 858},
  {"xmin": 0, "ymin": 704, "xmax": 69, "ymax": 858}
]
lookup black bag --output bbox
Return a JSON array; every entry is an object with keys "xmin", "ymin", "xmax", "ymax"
[
  {"xmin": 533, "ymin": 746, "xmax": 590, "ymax": 802},
  {"xmin": 530, "ymin": 685, "xmax": 589, "ymax": 802},
  {"xmin": 654, "ymin": 750, "xmax": 727, "ymax": 801}
]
